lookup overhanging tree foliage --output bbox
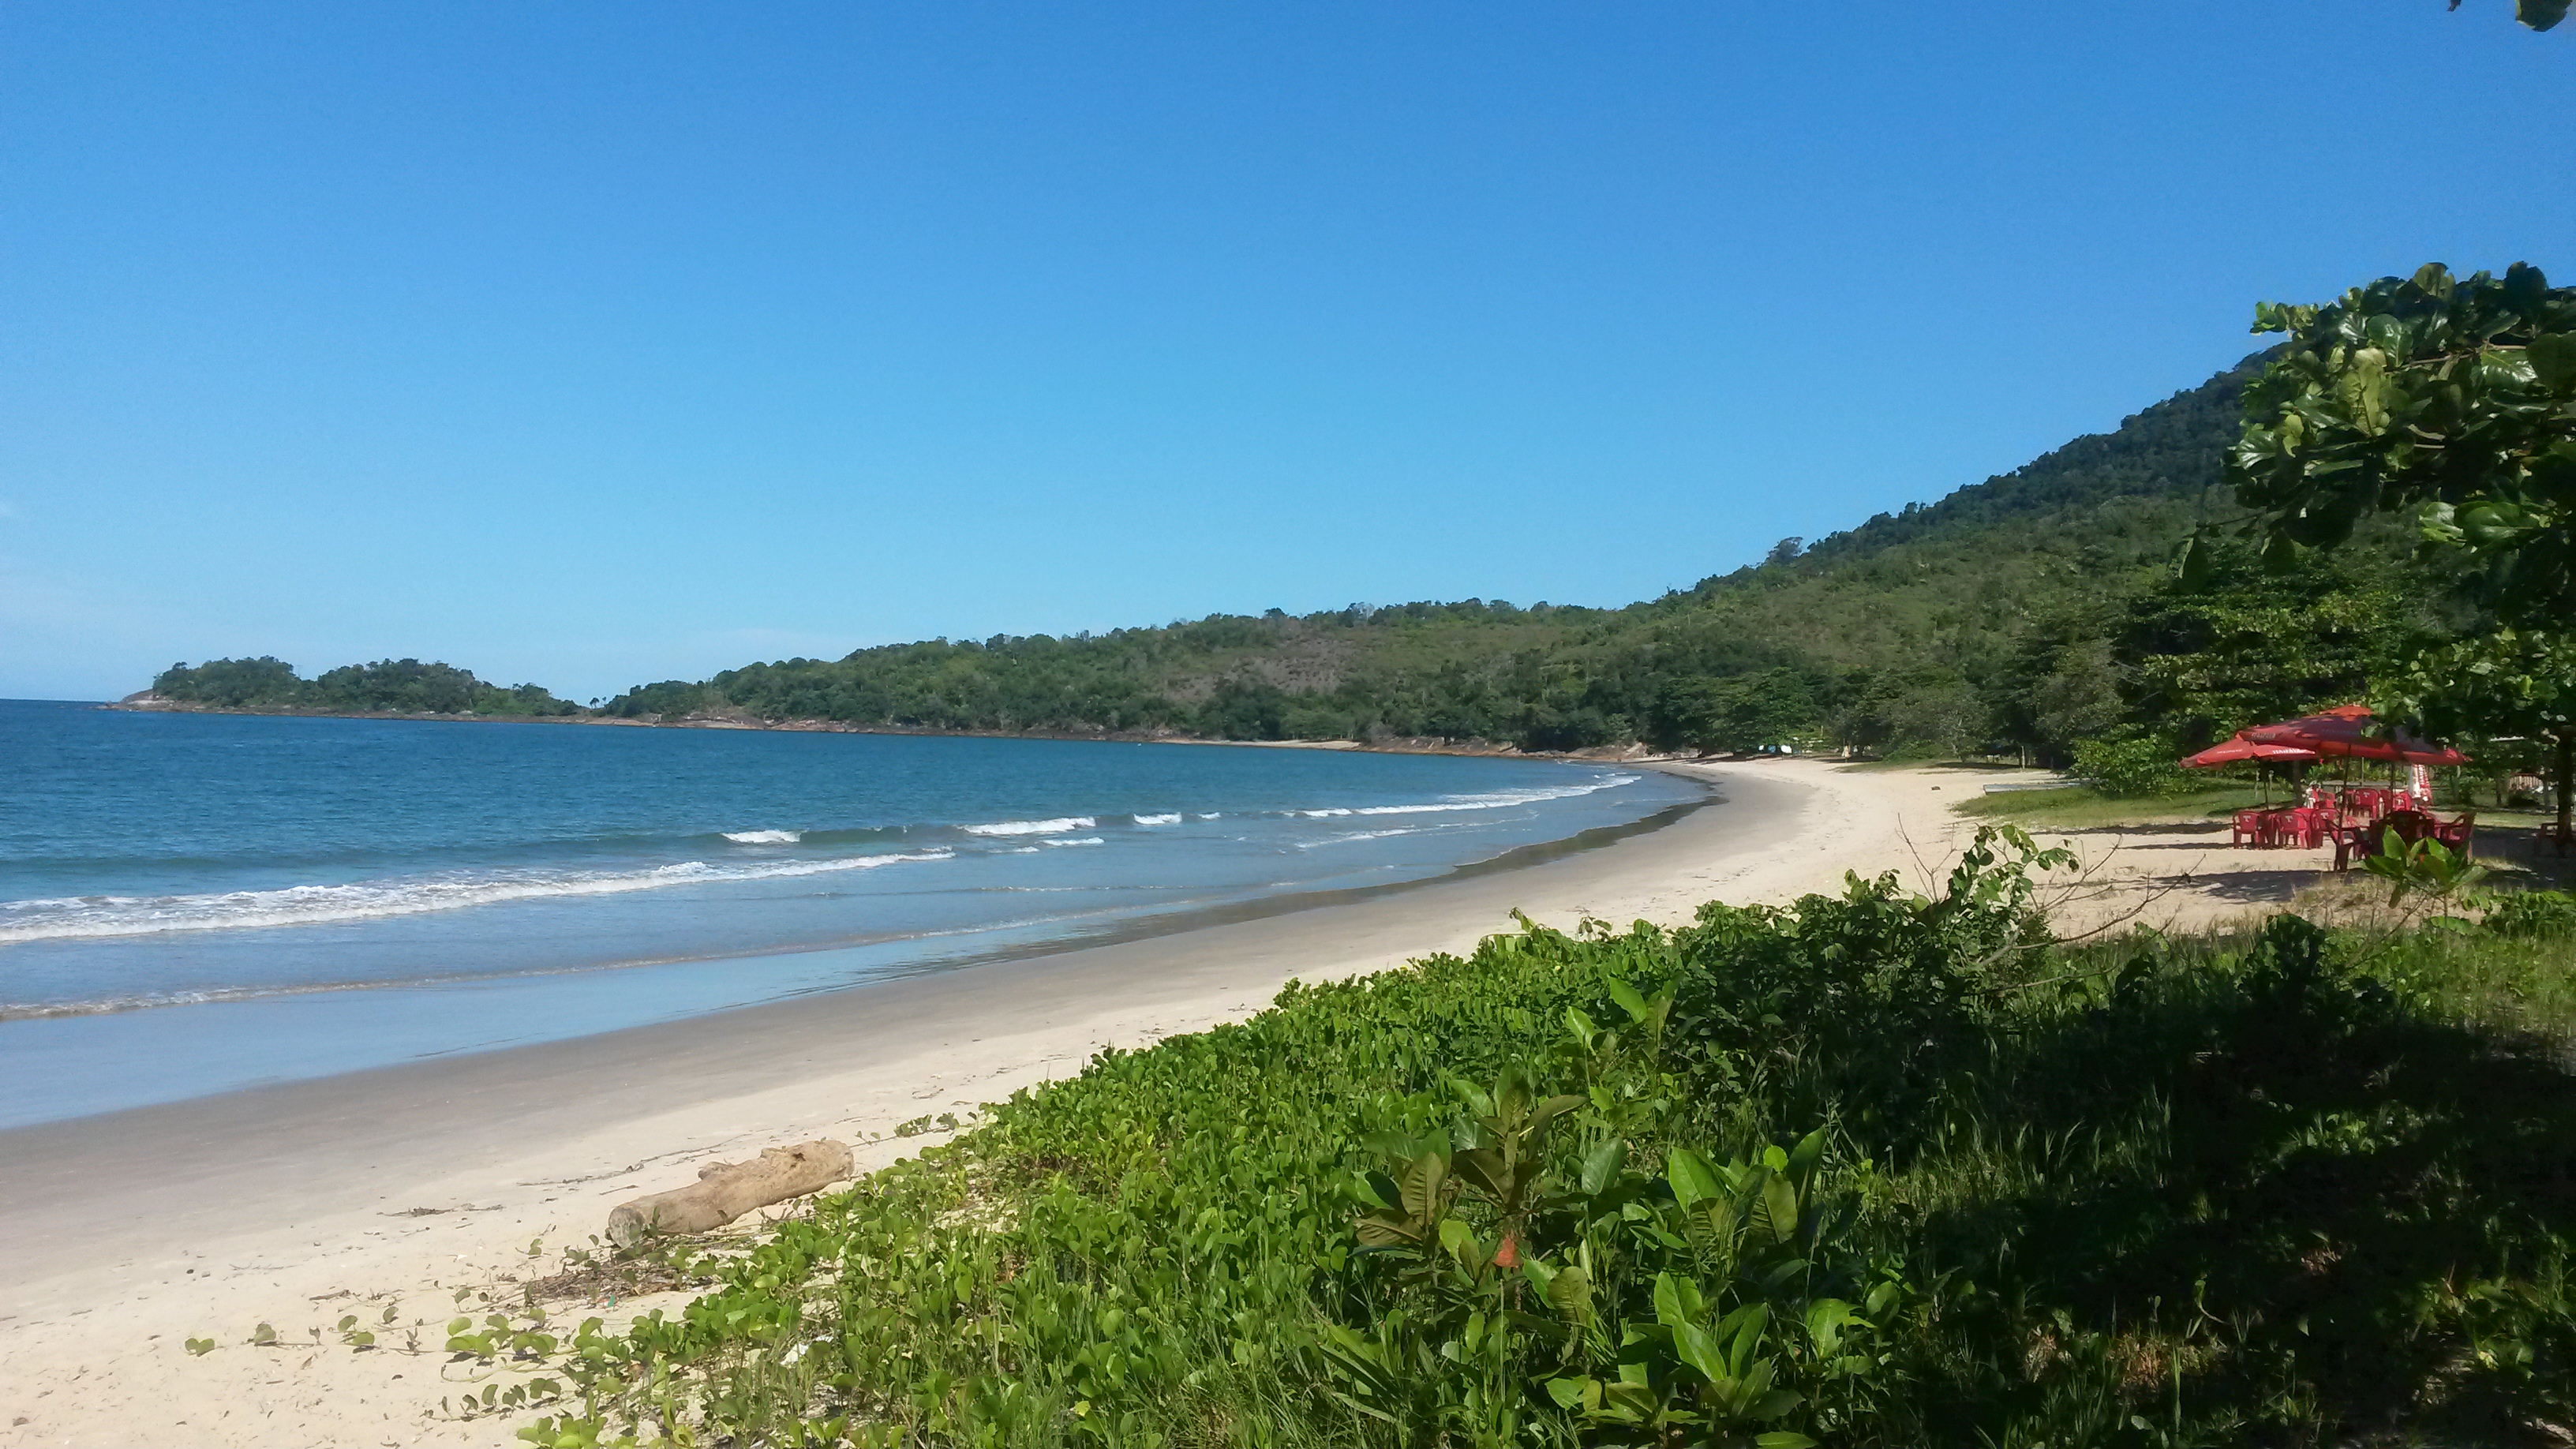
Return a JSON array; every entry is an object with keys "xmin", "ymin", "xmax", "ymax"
[
  {"xmin": 2224, "ymin": 262, "xmax": 2576, "ymax": 837},
  {"xmin": 2390, "ymin": 628, "xmax": 2576, "ymax": 843},
  {"xmin": 2450, "ymin": 0, "xmax": 2569, "ymax": 32}
]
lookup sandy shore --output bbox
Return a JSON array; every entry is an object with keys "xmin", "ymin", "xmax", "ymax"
[{"xmin": 0, "ymin": 759, "xmax": 2314, "ymax": 1448}]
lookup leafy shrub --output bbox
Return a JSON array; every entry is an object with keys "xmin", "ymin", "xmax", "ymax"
[
  {"xmin": 1667, "ymin": 827, "xmax": 2069, "ymax": 1146},
  {"xmin": 528, "ymin": 837, "xmax": 2576, "ymax": 1447},
  {"xmin": 2488, "ymin": 889, "xmax": 2576, "ymax": 939},
  {"xmin": 2072, "ymin": 730, "xmax": 2194, "ymax": 797}
]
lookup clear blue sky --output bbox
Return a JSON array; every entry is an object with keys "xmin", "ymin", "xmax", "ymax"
[{"xmin": 2, "ymin": 2, "xmax": 2567, "ymax": 703}]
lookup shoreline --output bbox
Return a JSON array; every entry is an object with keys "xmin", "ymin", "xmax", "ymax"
[
  {"xmin": 0, "ymin": 789, "xmax": 1712, "ymax": 1124},
  {"xmin": 0, "ymin": 759, "xmax": 2312, "ymax": 1447},
  {"xmin": 97, "ymin": 695, "xmax": 1630, "ymax": 759}
]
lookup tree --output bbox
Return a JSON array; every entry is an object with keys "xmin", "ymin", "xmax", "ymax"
[
  {"xmin": 1879, "ymin": 671, "xmax": 1994, "ymax": 761},
  {"xmin": 2121, "ymin": 539, "xmax": 2437, "ymax": 751},
  {"xmin": 2387, "ymin": 628, "xmax": 2576, "ymax": 841},
  {"xmin": 2028, "ymin": 638, "xmax": 2125, "ymax": 756},
  {"xmin": 154, "ymin": 656, "xmax": 305, "ymax": 707},
  {"xmin": 2449, "ymin": 0, "xmax": 2568, "ymax": 32},
  {"xmin": 2226, "ymin": 262, "xmax": 2576, "ymax": 838}
]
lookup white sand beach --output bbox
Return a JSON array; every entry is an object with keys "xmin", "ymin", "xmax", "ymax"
[{"xmin": 0, "ymin": 759, "xmax": 2311, "ymax": 1448}]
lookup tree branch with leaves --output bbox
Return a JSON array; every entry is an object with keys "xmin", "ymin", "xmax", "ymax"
[{"xmin": 2219, "ymin": 261, "xmax": 2576, "ymax": 842}]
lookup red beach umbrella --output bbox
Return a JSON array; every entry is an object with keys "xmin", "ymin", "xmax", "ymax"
[
  {"xmin": 2177, "ymin": 737, "xmax": 2321, "ymax": 769},
  {"xmin": 2243, "ymin": 706, "xmax": 2471, "ymax": 767}
]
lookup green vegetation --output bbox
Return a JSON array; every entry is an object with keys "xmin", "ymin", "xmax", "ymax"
[
  {"xmin": 2224, "ymin": 261, "xmax": 2576, "ymax": 841},
  {"xmin": 149, "ymin": 657, "xmax": 580, "ymax": 717},
  {"xmin": 2461, "ymin": 0, "xmax": 2570, "ymax": 32},
  {"xmin": 492, "ymin": 841, "xmax": 2576, "ymax": 1447},
  {"xmin": 584, "ymin": 261, "xmax": 2571, "ymax": 794},
  {"xmin": 591, "ymin": 362, "xmax": 2280, "ymax": 758},
  {"xmin": 1951, "ymin": 781, "xmax": 2264, "ymax": 831},
  {"xmin": 149, "ymin": 265, "xmax": 2566, "ymax": 808}
]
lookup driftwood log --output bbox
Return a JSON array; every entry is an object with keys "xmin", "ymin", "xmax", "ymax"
[{"xmin": 606, "ymin": 1140, "xmax": 854, "ymax": 1249}]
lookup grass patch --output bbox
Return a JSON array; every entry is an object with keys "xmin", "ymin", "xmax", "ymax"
[
  {"xmin": 1953, "ymin": 781, "xmax": 2268, "ymax": 829},
  {"xmin": 520, "ymin": 844, "xmax": 2576, "ymax": 1448}
]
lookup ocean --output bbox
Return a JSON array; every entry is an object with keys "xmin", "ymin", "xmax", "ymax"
[{"xmin": 0, "ymin": 699, "xmax": 1702, "ymax": 1127}]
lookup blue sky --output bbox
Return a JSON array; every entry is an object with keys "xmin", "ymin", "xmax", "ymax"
[{"xmin": 2, "ymin": 2, "xmax": 2567, "ymax": 703}]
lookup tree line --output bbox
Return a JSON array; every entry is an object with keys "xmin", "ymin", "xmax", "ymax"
[
  {"xmin": 153, "ymin": 259, "xmax": 2571, "ymax": 818},
  {"xmin": 148, "ymin": 657, "xmax": 580, "ymax": 717}
]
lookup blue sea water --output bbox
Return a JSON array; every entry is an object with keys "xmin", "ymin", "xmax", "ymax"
[{"xmin": 0, "ymin": 699, "xmax": 1701, "ymax": 1127}]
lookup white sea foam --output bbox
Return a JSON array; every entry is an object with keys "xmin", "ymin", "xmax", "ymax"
[
  {"xmin": 721, "ymin": 829, "xmax": 802, "ymax": 844},
  {"xmin": 1301, "ymin": 807, "xmax": 1354, "ymax": 818},
  {"xmin": 1040, "ymin": 836, "xmax": 1106, "ymax": 848},
  {"xmin": 1133, "ymin": 813, "xmax": 1181, "ymax": 826},
  {"xmin": 0, "ymin": 850, "xmax": 957, "ymax": 945},
  {"xmin": 1345, "ymin": 775, "xmax": 1638, "ymax": 818},
  {"xmin": 1298, "ymin": 827, "xmax": 1427, "ymax": 849},
  {"xmin": 962, "ymin": 816, "xmax": 1096, "ymax": 837},
  {"xmin": 1196, "ymin": 812, "xmax": 1222, "ymax": 819}
]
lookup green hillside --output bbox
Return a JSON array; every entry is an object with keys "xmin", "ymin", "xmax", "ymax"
[
  {"xmin": 153, "ymin": 350, "xmax": 2443, "ymax": 760},
  {"xmin": 600, "ymin": 355, "xmax": 2353, "ymax": 758}
]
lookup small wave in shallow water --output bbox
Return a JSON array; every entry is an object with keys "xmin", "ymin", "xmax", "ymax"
[
  {"xmin": 962, "ymin": 816, "xmax": 1096, "ymax": 837},
  {"xmin": 1299, "ymin": 826, "xmax": 1428, "ymax": 849},
  {"xmin": 0, "ymin": 850, "xmax": 956, "ymax": 944}
]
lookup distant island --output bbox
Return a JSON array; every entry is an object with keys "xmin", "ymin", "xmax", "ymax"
[
  {"xmin": 126, "ymin": 352, "xmax": 2441, "ymax": 772},
  {"xmin": 130, "ymin": 657, "xmax": 581, "ymax": 718}
]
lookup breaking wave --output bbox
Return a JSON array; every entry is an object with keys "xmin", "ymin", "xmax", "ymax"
[
  {"xmin": 1133, "ymin": 813, "xmax": 1182, "ymax": 826},
  {"xmin": 963, "ymin": 816, "xmax": 1097, "ymax": 837},
  {"xmin": 0, "ymin": 850, "xmax": 956, "ymax": 945},
  {"xmin": 1298, "ymin": 826, "xmax": 1428, "ymax": 849},
  {"xmin": 1342, "ymin": 776, "xmax": 1638, "ymax": 818},
  {"xmin": 721, "ymin": 829, "xmax": 802, "ymax": 844}
]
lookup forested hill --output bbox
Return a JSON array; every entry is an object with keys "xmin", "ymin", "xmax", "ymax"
[
  {"xmin": 140, "ymin": 657, "xmax": 580, "ymax": 717},
  {"xmin": 597, "ymin": 355, "xmax": 2276, "ymax": 757},
  {"xmin": 158, "ymin": 350, "xmax": 2413, "ymax": 764}
]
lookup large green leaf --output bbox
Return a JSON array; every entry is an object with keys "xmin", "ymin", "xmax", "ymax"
[
  {"xmin": 1671, "ymin": 1318, "xmax": 1729, "ymax": 1385},
  {"xmin": 1750, "ymin": 1389, "xmax": 1806, "ymax": 1421},
  {"xmin": 1785, "ymin": 1127, "xmax": 1825, "ymax": 1186},
  {"xmin": 1604, "ymin": 976, "xmax": 1650, "ymax": 1022},
  {"xmin": 2531, "ymin": 331, "xmax": 2576, "ymax": 393},
  {"xmin": 1652, "ymin": 1270, "xmax": 1698, "ymax": 1329},
  {"xmin": 1355, "ymin": 1214, "xmax": 1419, "ymax": 1249},
  {"xmin": 1547, "ymin": 1264, "xmax": 1593, "ymax": 1324},
  {"xmin": 1581, "ymin": 1136, "xmax": 1628, "ymax": 1196},
  {"xmin": 1398, "ymin": 1150, "xmax": 1447, "ymax": 1221},
  {"xmin": 1530, "ymin": 1093, "xmax": 1586, "ymax": 1129},
  {"xmin": 1667, "ymin": 1147, "xmax": 1723, "ymax": 1212},
  {"xmin": 1455, "ymin": 1148, "xmax": 1508, "ymax": 1200}
]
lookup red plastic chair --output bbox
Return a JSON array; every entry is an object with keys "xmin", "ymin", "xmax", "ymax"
[
  {"xmin": 2381, "ymin": 810, "xmax": 2437, "ymax": 847},
  {"xmin": 2232, "ymin": 810, "xmax": 2267, "ymax": 848},
  {"xmin": 2285, "ymin": 807, "xmax": 2327, "ymax": 848},
  {"xmin": 2269, "ymin": 810, "xmax": 2305, "ymax": 847},
  {"xmin": 2432, "ymin": 813, "xmax": 2475, "ymax": 856}
]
